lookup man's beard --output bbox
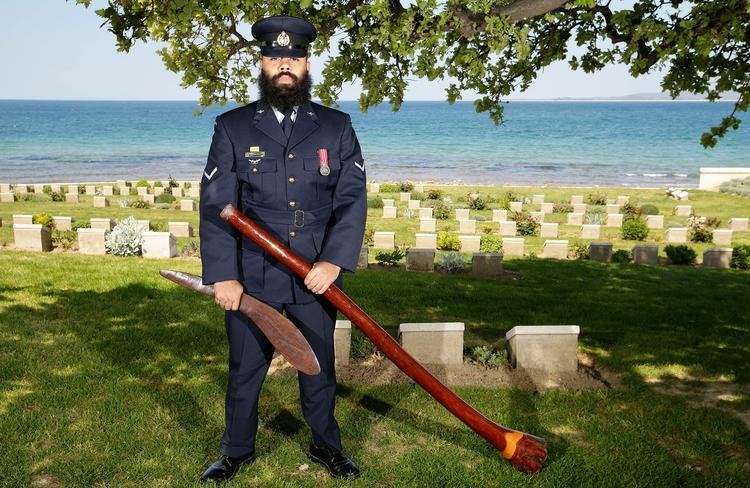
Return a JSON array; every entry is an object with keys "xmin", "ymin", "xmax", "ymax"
[{"xmin": 258, "ymin": 70, "xmax": 313, "ymax": 113}]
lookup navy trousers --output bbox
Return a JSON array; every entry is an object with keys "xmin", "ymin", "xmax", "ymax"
[{"xmin": 219, "ymin": 296, "xmax": 342, "ymax": 457}]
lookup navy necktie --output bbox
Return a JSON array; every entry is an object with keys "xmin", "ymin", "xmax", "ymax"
[{"xmin": 281, "ymin": 108, "xmax": 294, "ymax": 141}]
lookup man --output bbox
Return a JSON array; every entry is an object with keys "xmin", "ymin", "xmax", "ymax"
[{"xmin": 197, "ymin": 15, "xmax": 367, "ymax": 483}]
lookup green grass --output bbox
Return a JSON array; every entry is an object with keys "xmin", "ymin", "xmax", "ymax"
[{"xmin": 1, "ymin": 250, "xmax": 749, "ymax": 486}]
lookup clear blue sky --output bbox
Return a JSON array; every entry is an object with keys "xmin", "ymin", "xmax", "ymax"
[{"xmin": 0, "ymin": 0, "xmax": 666, "ymax": 101}]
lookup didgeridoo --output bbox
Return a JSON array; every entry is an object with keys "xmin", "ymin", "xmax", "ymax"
[{"xmin": 220, "ymin": 204, "xmax": 547, "ymax": 473}]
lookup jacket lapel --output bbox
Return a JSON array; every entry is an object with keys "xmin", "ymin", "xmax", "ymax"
[
  {"xmin": 252, "ymin": 100, "xmax": 287, "ymax": 148},
  {"xmin": 287, "ymin": 101, "xmax": 320, "ymax": 150}
]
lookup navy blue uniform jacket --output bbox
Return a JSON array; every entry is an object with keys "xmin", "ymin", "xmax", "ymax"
[{"xmin": 199, "ymin": 99, "xmax": 367, "ymax": 304}]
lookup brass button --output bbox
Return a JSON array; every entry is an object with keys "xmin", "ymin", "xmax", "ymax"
[
  {"xmin": 288, "ymin": 176, "xmax": 296, "ymax": 183},
  {"xmin": 289, "ymin": 200, "xmax": 296, "ymax": 207},
  {"xmin": 288, "ymin": 153, "xmax": 295, "ymax": 160},
  {"xmin": 289, "ymin": 231, "xmax": 296, "ymax": 237},
  {"xmin": 252, "ymin": 167, "xmax": 258, "ymax": 173}
]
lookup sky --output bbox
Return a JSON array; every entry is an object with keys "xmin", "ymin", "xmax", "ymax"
[{"xmin": 0, "ymin": 0, "xmax": 667, "ymax": 102}]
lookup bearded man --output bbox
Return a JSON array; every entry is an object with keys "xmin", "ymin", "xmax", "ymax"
[{"xmin": 197, "ymin": 14, "xmax": 367, "ymax": 483}]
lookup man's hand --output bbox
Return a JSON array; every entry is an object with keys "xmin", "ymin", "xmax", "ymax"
[
  {"xmin": 214, "ymin": 280, "xmax": 244, "ymax": 310},
  {"xmin": 304, "ymin": 261, "xmax": 341, "ymax": 294}
]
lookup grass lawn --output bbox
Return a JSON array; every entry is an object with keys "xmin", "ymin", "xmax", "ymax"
[{"xmin": 1, "ymin": 249, "xmax": 749, "ymax": 486}]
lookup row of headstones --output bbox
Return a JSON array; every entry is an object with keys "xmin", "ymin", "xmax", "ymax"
[
  {"xmin": 334, "ymin": 320, "xmax": 579, "ymax": 374},
  {"xmin": 8, "ymin": 214, "xmax": 194, "ymax": 257},
  {"xmin": 86, "ymin": 196, "xmax": 198, "ymax": 211},
  {"xmin": 0, "ymin": 181, "xmax": 202, "ymax": 202}
]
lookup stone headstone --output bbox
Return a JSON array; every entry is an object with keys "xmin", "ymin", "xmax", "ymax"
[
  {"xmin": 588, "ymin": 242, "xmax": 613, "ymax": 262},
  {"xmin": 471, "ymin": 253, "xmax": 503, "ymax": 277},
  {"xmin": 33, "ymin": 184, "xmax": 44, "ymax": 194},
  {"xmin": 570, "ymin": 195, "xmax": 584, "ymax": 205},
  {"xmin": 419, "ymin": 218, "xmax": 436, "ymax": 232},
  {"xmin": 540, "ymin": 222, "xmax": 558, "ymax": 238},
  {"xmin": 77, "ymin": 228, "xmax": 107, "ymax": 255},
  {"xmin": 406, "ymin": 248, "xmax": 435, "ymax": 272},
  {"xmin": 729, "ymin": 218, "xmax": 748, "ymax": 231},
  {"xmin": 135, "ymin": 220, "xmax": 150, "ymax": 232},
  {"xmin": 459, "ymin": 235, "xmax": 481, "ymax": 252},
  {"xmin": 168, "ymin": 221, "xmax": 193, "ymax": 237},
  {"xmin": 373, "ymin": 231, "xmax": 395, "ymax": 249},
  {"xmin": 606, "ymin": 204, "xmax": 619, "ymax": 215},
  {"xmin": 632, "ymin": 245, "xmax": 659, "ymax": 265},
  {"xmin": 492, "ymin": 209, "xmax": 508, "ymax": 222},
  {"xmin": 408, "ymin": 199, "xmax": 421, "ymax": 210},
  {"xmin": 137, "ymin": 186, "xmax": 148, "ymax": 196},
  {"xmin": 188, "ymin": 187, "xmax": 200, "ymax": 198},
  {"xmin": 713, "ymin": 229, "xmax": 732, "ymax": 246},
  {"xmin": 153, "ymin": 187, "xmax": 164, "ymax": 196},
  {"xmin": 85, "ymin": 185, "xmax": 96, "ymax": 195},
  {"xmin": 506, "ymin": 325, "xmax": 580, "ymax": 373},
  {"xmin": 532, "ymin": 194, "xmax": 545, "ymax": 204},
  {"xmin": 172, "ymin": 187, "xmax": 184, "ymax": 198},
  {"xmin": 382, "ymin": 206, "xmax": 397, "ymax": 218},
  {"xmin": 118, "ymin": 185, "xmax": 130, "ymax": 196},
  {"xmin": 418, "ymin": 207, "xmax": 433, "ymax": 219},
  {"xmin": 15, "ymin": 184, "xmax": 28, "ymax": 195},
  {"xmin": 607, "ymin": 213, "xmax": 623, "ymax": 227},
  {"xmin": 499, "ymin": 221, "xmax": 516, "ymax": 236},
  {"xmin": 0, "ymin": 183, "xmax": 10, "ymax": 193},
  {"xmin": 399, "ymin": 192, "xmax": 410, "ymax": 201},
  {"xmin": 93, "ymin": 196, "xmax": 108, "ymax": 208},
  {"xmin": 573, "ymin": 203, "xmax": 587, "ymax": 214},
  {"xmin": 334, "ymin": 320, "xmax": 351, "ymax": 366},
  {"xmin": 509, "ymin": 201, "xmax": 523, "ymax": 212},
  {"xmin": 502, "ymin": 237, "xmax": 524, "ymax": 256},
  {"xmin": 357, "ymin": 246, "xmax": 368, "ymax": 269},
  {"xmin": 50, "ymin": 184, "xmax": 62, "ymax": 193},
  {"xmin": 398, "ymin": 322, "xmax": 464, "ymax": 365},
  {"xmin": 413, "ymin": 184, "xmax": 424, "ymax": 193},
  {"xmin": 90, "ymin": 218, "xmax": 114, "ymax": 231},
  {"xmin": 415, "ymin": 233, "xmax": 437, "ymax": 249},
  {"xmin": 459, "ymin": 219, "xmax": 476, "ymax": 234},
  {"xmin": 540, "ymin": 202, "xmax": 554, "ymax": 214},
  {"xmin": 616, "ymin": 196, "xmax": 630, "ymax": 206},
  {"xmin": 542, "ymin": 240, "xmax": 568, "ymax": 259},
  {"xmin": 647, "ymin": 215, "xmax": 664, "ymax": 229},
  {"xmin": 102, "ymin": 186, "xmax": 113, "ymax": 196},
  {"xmin": 180, "ymin": 199, "xmax": 194, "ymax": 211},
  {"xmin": 13, "ymin": 214, "xmax": 33, "ymax": 225},
  {"xmin": 382, "ymin": 198, "xmax": 395, "ymax": 206},
  {"xmin": 0, "ymin": 192, "xmax": 14, "ymax": 203},
  {"xmin": 675, "ymin": 205, "xmax": 692, "ymax": 217},
  {"xmin": 141, "ymin": 231, "xmax": 177, "ymax": 258},
  {"xmin": 665, "ymin": 227, "xmax": 688, "ymax": 243},
  {"xmin": 52, "ymin": 216, "xmax": 72, "ymax": 231},
  {"xmin": 455, "ymin": 208, "xmax": 470, "ymax": 220},
  {"xmin": 530, "ymin": 211, "xmax": 545, "ymax": 223},
  {"xmin": 702, "ymin": 248, "xmax": 733, "ymax": 269},
  {"xmin": 143, "ymin": 194, "xmax": 155, "ymax": 204},
  {"xmin": 369, "ymin": 182, "xmax": 380, "ymax": 193},
  {"xmin": 13, "ymin": 224, "xmax": 52, "ymax": 252},
  {"xmin": 581, "ymin": 224, "xmax": 600, "ymax": 239},
  {"xmin": 65, "ymin": 193, "xmax": 79, "ymax": 203},
  {"xmin": 567, "ymin": 212, "xmax": 584, "ymax": 226}
]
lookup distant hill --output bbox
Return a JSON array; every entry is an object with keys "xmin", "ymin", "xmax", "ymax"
[{"xmin": 543, "ymin": 91, "xmax": 740, "ymax": 101}]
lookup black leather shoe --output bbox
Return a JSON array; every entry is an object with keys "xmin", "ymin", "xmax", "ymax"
[
  {"xmin": 199, "ymin": 451, "xmax": 255, "ymax": 483},
  {"xmin": 308, "ymin": 441, "xmax": 361, "ymax": 479}
]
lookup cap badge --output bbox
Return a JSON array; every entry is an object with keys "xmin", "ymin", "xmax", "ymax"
[{"xmin": 276, "ymin": 31, "xmax": 290, "ymax": 47}]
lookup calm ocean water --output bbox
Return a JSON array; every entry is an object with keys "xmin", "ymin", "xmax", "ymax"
[{"xmin": 1, "ymin": 99, "xmax": 748, "ymax": 187}]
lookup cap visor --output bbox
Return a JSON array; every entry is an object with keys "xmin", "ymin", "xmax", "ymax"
[{"xmin": 261, "ymin": 46, "xmax": 308, "ymax": 57}]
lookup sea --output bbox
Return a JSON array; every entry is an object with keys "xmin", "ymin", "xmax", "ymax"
[{"xmin": 1, "ymin": 99, "xmax": 748, "ymax": 188}]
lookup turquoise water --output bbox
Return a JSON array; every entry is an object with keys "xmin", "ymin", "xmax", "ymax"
[{"xmin": 1, "ymin": 99, "xmax": 748, "ymax": 187}]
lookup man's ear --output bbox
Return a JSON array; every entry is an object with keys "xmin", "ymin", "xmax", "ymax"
[{"xmin": 306, "ymin": 58, "xmax": 311, "ymax": 72}]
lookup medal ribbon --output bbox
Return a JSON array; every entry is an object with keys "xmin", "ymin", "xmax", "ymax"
[{"xmin": 318, "ymin": 148, "xmax": 329, "ymax": 175}]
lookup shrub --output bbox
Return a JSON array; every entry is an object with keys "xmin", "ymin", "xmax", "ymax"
[
  {"xmin": 664, "ymin": 244, "xmax": 696, "ymax": 265},
  {"xmin": 72, "ymin": 219, "xmax": 90, "ymax": 230},
  {"xmin": 479, "ymin": 234, "xmax": 503, "ymax": 253},
  {"xmin": 640, "ymin": 204, "xmax": 660, "ymax": 215},
  {"xmin": 731, "ymin": 244, "xmax": 750, "ymax": 270},
  {"xmin": 50, "ymin": 191, "xmax": 65, "ymax": 202},
  {"xmin": 481, "ymin": 224, "xmax": 494, "ymax": 235},
  {"xmin": 130, "ymin": 199, "xmax": 152, "ymax": 209},
  {"xmin": 467, "ymin": 345, "xmax": 507, "ymax": 369},
  {"xmin": 119, "ymin": 199, "xmax": 132, "ymax": 208},
  {"xmin": 687, "ymin": 215, "xmax": 713, "ymax": 243},
  {"xmin": 154, "ymin": 181, "xmax": 163, "ymax": 187},
  {"xmin": 351, "ymin": 329, "xmax": 379, "ymax": 359},
  {"xmin": 378, "ymin": 183, "xmax": 400, "ymax": 193},
  {"xmin": 374, "ymin": 247, "xmax": 406, "ymax": 266},
  {"xmin": 105, "ymin": 216, "xmax": 143, "ymax": 256},
  {"xmin": 78, "ymin": 184, "xmax": 86, "ymax": 194},
  {"xmin": 155, "ymin": 193, "xmax": 176, "ymax": 204},
  {"xmin": 136, "ymin": 179, "xmax": 149, "ymax": 187},
  {"xmin": 155, "ymin": 203, "xmax": 172, "ymax": 210},
  {"xmin": 437, "ymin": 231, "xmax": 461, "ymax": 251},
  {"xmin": 363, "ymin": 227, "xmax": 374, "ymax": 246},
  {"xmin": 620, "ymin": 202, "xmax": 641, "ymax": 222},
  {"xmin": 439, "ymin": 251, "xmax": 465, "ymax": 273},
  {"xmin": 129, "ymin": 187, "xmax": 138, "ymax": 196},
  {"xmin": 719, "ymin": 176, "xmax": 750, "ymax": 197},
  {"xmin": 510, "ymin": 211, "xmax": 539, "ymax": 236},
  {"xmin": 467, "ymin": 193, "xmax": 487, "ymax": 210},
  {"xmin": 553, "ymin": 202, "xmax": 573, "ymax": 213},
  {"xmin": 474, "ymin": 215, "xmax": 487, "ymax": 222},
  {"xmin": 570, "ymin": 241, "xmax": 589, "ymax": 260},
  {"xmin": 367, "ymin": 196, "xmax": 384, "ymax": 208},
  {"xmin": 32, "ymin": 213, "xmax": 56, "ymax": 230},
  {"xmin": 612, "ymin": 249, "xmax": 633, "ymax": 264},
  {"xmin": 52, "ymin": 230, "xmax": 77, "ymax": 250},
  {"xmin": 411, "ymin": 191, "xmax": 426, "ymax": 201},
  {"xmin": 43, "ymin": 185, "xmax": 52, "ymax": 194},
  {"xmin": 586, "ymin": 192, "xmax": 607, "ymax": 205},
  {"xmin": 398, "ymin": 181, "xmax": 414, "ymax": 192},
  {"xmin": 184, "ymin": 182, "xmax": 192, "ymax": 189},
  {"xmin": 426, "ymin": 188, "xmax": 443, "ymax": 200},
  {"xmin": 585, "ymin": 209, "xmax": 606, "ymax": 225},
  {"xmin": 150, "ymin": 221, "xmax": 168, "ymax": 232},
  {"xmin": 622, "ymin": 219, "xmax": 649, "ymax": 241},
  {"xmin": 180, "ymin": 239, "xmax": 200, "ymax": 257},
  {"xmin": 402, "ymin": 209, "xmax": 416, "ymax": 219},
  {"xmin": 427, "ymin": 199, "xmax": 451, "ymax": 220},
  {"xmin": 168, "ymin": 175, "xmax": 179, "ymax": 188}
]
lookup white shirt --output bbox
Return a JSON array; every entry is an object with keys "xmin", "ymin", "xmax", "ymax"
[{"xmin": 271, "ymin": 105, "xmax": 298, "ymax": 125}]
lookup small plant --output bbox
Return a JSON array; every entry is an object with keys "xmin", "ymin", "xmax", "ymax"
[
  {"xmin": 468, "ymin": 345, "xmax": 507, "ymax": 369},
  {"xmin": 427, "ymin": 199, "xmax": 452, "ymax": 220},
  {"xmin": 474, "ymin": 215, "xmax": 487, "ymax": 222},
  {"xmin": 620, "ymin": 202, "xmax": 641, "ymax": 222},
  {"xmin": 479, "ymin": 234, "xmax": 502, "ymax": 253},
  {"xmin": 426, "ymin": 188, "xmax": 443, "ymax": 200},
  {"xmin": 437, "ymin": 231, "xmax": 461, "ymax": 251},
  {"xmin": 439, "ymin": 251, "xmax": 465, "ymax": 273},
  {"xmin": 43, "ymin": 185, "xmax": 52, "ymax": 194},
  {"xmin": 72, "ymin": 219, "xmax": 90, "ymax": 230},
  {"xmin": 150, "ymin": 221, "xmax": 168, "ymax": 232},
  {"xmin": 52, "ymin": 230, "xmax": 77, "ymax": 250},
  {"xmin": 731, "ymin": 244, "xmax": 750, "ymax": 270},
  {"xmin": 467, "ymin": 193, "xmax": 487, "ymax": 210},
  {"xmin": 612, "ymin": 249, "xmax": 633, "ymax": 264},
  {"xmin": 351, "ymin": 329, "xmax": 379, "ymax": 359},
  {"xmin": 168, "ymin": 175, "xmax": 179, "ymax": 188},
  {"xmin": 32, "ymin": 213, "xmax": 56, "ymax": 230},
  {"xmin": 585, "ymin": 210, "xmax": 606, "ymax": 225},
  {"xmin": 622, "ymin": 219, "xmax": 649, "ymax": 241},
  {"xmin": 664, "ymin": 244, "xmax": 696, "ymax": 265},
  {"xmin": 119, "ymin": 199, "xmax": 132, "ymax": 208},
  {"xmin": 481, "ymin": 224, "xmax": 494, "ymax": 235},
  {"xmin": 154, "ymin": 181, "xmax": 164, "ymax": 188},
  {"xmin": 367, "ymin": 196, "xmax": 384, "ymax": 208},
  {"xmin": 411, "ymin": 191, "xmax": 426, "ymax": 201},
  {"xmin": 51, "ymin": 191, "xmax": 66, "ymax": 202},
  {"xmin": 374, "ymin": 246, "xmax": 406, "ymax": 266},
  {"xmin": 155, "ymin": 203, "xmax": 172, "ymax": 210},
  {"xmin": 510, "ymin": 211, "xmax": 539, "ymax": 236},
  {"xmin": 402, "ymin": 209, "xmax": 416, "ymax": 219},
  {"xmin": 156, "ymin": 193, "xmax": 176, "ymax": 204},
  {"xmin": 105, "ymin": 216, "xmax": 144, "ymax": 256},
  {"xmin": 570, "ymin": 241, "xmax": 589, "ymax": 260},
  {"xmin": 378, "ymin": 183, "xmax": 400, "ymax": 192},
  {"xmin": 180, "ymin": 239, "xmax": 200, "ymax": 257},
  {"xmin": 78, "ymin": 184, "xmax": 86, "ymax": 194},
  {"xmin": 136, "ymin": 179, "xmax": 149, "ymax": 187},
  {"xmin": 398, "ymin": 181, "xmax": 414, "ymax": 192},
  {"xmin": 719, "ymin": 176, "xmax": 750, "ymax": 197},
  {"xmin": 363, "ymin": 227, "xmax": 374, "ymax": 246},
  {"xmin": 687, "ymin": 215, "xmax": 713, "ymax": 243},
  {"xmin": 640, "ymin": 204, "xmax": 660, "ymax": 215},
  {"xmin": 586, "ymin": 192, "xmax": 607, "ymax": 205},
  {"xmin": 130, "ymin": 199, "xmax": 152, "ymax": 209},
  {"xmin": 553, "ymin": 202, "xmax": 573, "ymax": 213}
]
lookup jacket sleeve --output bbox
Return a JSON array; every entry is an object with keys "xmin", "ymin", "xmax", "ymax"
[
  {"xmin": 318, "ymin": 113, "xmax": 367, "ymax": 273},
  {"xmin": 199, "ymin": 116, "xmax": 240, "ymax": 285}
]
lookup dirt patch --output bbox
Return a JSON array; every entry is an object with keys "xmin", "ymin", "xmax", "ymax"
[
  {"xmin": 268, "ymin": 351, "xmax": 617, "ymax": 392},
  {"xmin": 653, "ymin": 380, "xmax": 750, "ymax": 430},
  {"xmin": 31, "ymin": 475, "xmax": 60, "ymax": 487}
]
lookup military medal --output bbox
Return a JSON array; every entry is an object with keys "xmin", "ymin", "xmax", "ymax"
[{"xmin": 318, "ymin": 148, "xmax": 330, "ymax": 176}]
